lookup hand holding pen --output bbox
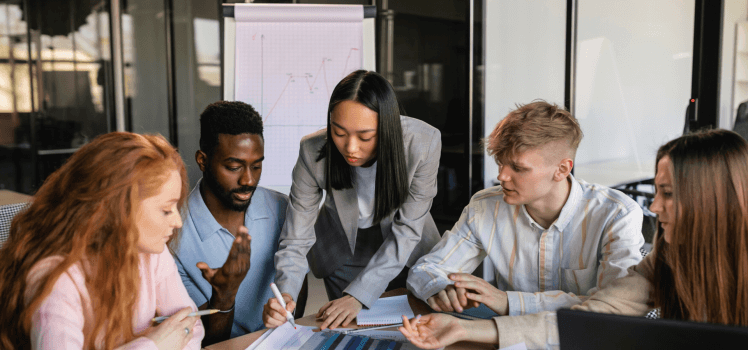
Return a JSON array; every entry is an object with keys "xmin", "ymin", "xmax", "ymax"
[{"xmin": 262, "ymin": 283, "xmax": 298, "ymax": 328}]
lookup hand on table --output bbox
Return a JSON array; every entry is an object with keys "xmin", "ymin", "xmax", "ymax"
[
  {"xmin": 146, "ymin": 307, "xmax": 198, "ymax": 350},
  {"xmin": 398, "ymin": 314, "xmax": 466, "ymax": 349},
  {"xmin": 449, "ymin": 273, "xmax": 509, "ymax": 315},
  {"xmin": 426, "ymin": 284, "xmax": 479, "ymax": 313},
  {"xmin": 196, "ymin": 226, "xmax": 252, "ymax": 308},
  {"xmin": 316, "ymin": 294, "xmax": 363, "ymax": 330},
  {"xmin": 263, "ymin": 293, "xmax": 296, "ymax": 328}
]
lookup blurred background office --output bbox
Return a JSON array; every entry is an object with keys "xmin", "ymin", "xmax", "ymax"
[{"xmin": 0, "ymin": 0, "xmax": 746, "ymax": 239}]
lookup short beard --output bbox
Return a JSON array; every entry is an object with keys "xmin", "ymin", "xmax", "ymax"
[{"xmin": 202, "ymin": 167, "xmax": 255, "ymax": 212}]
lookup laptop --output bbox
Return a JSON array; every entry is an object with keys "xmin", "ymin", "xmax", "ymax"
[{"xmin": 557, "ymin": 308, "xmax": 748, "ymax": 350}]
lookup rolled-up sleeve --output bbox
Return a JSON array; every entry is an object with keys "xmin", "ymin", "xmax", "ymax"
[{"xmin": 406, "ymin": 203, "xmax": 488, "ymax": 303}]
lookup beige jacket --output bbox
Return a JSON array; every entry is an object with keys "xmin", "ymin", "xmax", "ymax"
[{"xmin": 495, "ymin": 253, "xmax": 655, "ymax": 348}]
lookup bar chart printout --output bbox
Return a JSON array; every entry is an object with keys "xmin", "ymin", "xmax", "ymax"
[
  {"xmin": 233, "ymin": 5, "xmax": 364, "ymax": 190},
  {"xmin": 246, "ymin": 322, "xmax": 424, "ymax": 350}
]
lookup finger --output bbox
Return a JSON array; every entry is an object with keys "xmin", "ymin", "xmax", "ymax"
[
  {"xmin": 398, "ymin": 326, "xmax": 412, "ymax": 338},
  {"xmin": 263, "ymin": 306, "xmax": 286, "ymax": 327},
  {"xmin": 456, "ymin": 286, "xmax": 468, "ymax": 307},
  {"xmin": 436, "ymin": 297, "xmax": 451, "ymax": 313},
  {"xmin": 287, "ymin": 300, "xmax": 296, "ymax": 313},
  {"xmin": 427, "ymin": 297, "xmax": 442, "ymax": 312},
  {"xmin": 447, "ymin": 288, "xmax": 462, "ymax": 312},
  {"xmin": 401, "ymin": 315, "xmax": 415, "ymax": 334},
  {"xmin": 264, "ymin": 313, "xmax": 284, "ymax": 328},
  {"xmin": 237, "ymin": 225, "xmax": 249, "ymax": 235},
  {"xmin": 465, "ymin": 291, "xmax": 485, "ymax": 303},
  {"xmin": 437, "ymin": 291, "xmax": 453, "ymax": 312},
  {"xmin": 320, "ymin": 307, "xmax": 342, "ymax": 329},
  {"xmin": 268, "ymin": 298, "xmax": 287, "ymax": 313},
  {"xmin": 316, "ymin": 301, "xmax": 332, "ymax": 318},
  {"xmin": 449, "ymin": 273, "xmax": 477, "ymax": 282},
  {"xmin": 328, "ymin": 312, "xmax": 346, "ymax": 329},
  {"xmin": 454, "ymin": 279, "xmax": 487, "ymax": 294},
  {"xmin": 342, "ymin": 313, "xmax": 356, "ymax": 327},
  {"xmin": 265, "ymin": 301, "xmax": 289, "ymax": 322},
  {"xmin": 180, "ymin": 315, "xmax": 199, "ymax": 330},
  {"xmin": 196, "ymin": 262, "xmax": 217, "ymax": 281}
]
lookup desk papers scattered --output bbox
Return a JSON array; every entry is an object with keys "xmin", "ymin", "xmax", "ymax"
[{"xmin": 246, "ymin": 322, "xmax": 431, "ymax": 350}]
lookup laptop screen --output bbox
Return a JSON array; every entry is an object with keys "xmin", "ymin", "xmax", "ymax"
[{"xmin": 557, "ymin": 308, "xmax": 748, "ymax": 350}]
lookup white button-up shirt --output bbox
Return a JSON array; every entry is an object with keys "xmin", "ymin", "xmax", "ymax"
[{"xmin": 407, "ymin": 175, "xmax": 644, "ymax": 315}]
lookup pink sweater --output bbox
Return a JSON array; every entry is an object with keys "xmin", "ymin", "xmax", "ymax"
[{"xmin": 26, "ymin": 247, "xmax": 205, "ymax": 349}]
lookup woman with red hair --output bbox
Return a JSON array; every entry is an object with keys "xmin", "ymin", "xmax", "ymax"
[{"xmin": 0, "ymin": 132, "xmax": 204, "ymax": 349}]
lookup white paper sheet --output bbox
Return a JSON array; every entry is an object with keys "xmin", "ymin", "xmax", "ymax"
[
  {"xmin": 233, "ymin": 5, "xmax": 364, "ymax": 188},
  {"xmin": 245, "ymin": 323, "xmax": 315, "ymax": 350}
]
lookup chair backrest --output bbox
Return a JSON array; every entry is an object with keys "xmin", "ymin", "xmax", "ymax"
[
  {"xmin": 0, "ymin": 202, "xmax": 29, "ymax": 248},
  {"xmin": 733, "ymin": 100, "xmax": 748, "ymax": 141}
]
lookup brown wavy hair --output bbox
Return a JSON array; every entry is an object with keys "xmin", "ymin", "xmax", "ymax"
[
  {"xmin": 652, "ymin": 129, "xmax": 748, "ymax": 325},
  {"xmin": 0, "ymin": 132, "xmax": 189, "ymax": 349}
]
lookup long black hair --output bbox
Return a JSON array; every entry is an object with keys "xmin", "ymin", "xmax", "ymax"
[{"xmin": 317, "ymin": 70, "xmax": 408, "ymax": 224}]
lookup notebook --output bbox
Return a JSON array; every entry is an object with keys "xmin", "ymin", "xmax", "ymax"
[{"xmin": 357, "ymin": 295, "xmax": 415, "ymax": 326}]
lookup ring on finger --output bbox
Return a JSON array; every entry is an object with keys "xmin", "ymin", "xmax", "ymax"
[{"xmin": 184, "ymin": 327, "xmax": 190, "ymax": 336}]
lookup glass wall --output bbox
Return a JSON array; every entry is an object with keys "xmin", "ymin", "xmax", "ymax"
[
  {"xmin": 482, "ymin": 0, "xmax": 567, "ymax": 189},
  {"xmin": 0, "ymin": 0, "xmax": 114, "ymax": 193},
  {"xmin": 121, "ymin": 0, "xmax": 170, "ymax": 137},
  {"xmin": 573, "ymin": 0, "xmax": 695, "ymax": 187},
  {"xmin": 173, "ymin": 0, "xmax": 222, "ymax": 187}
]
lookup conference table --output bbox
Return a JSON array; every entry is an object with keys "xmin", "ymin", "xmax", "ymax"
[{"xmin": 205, "ymin": 289, "xmax": 493, "ymax": 350}]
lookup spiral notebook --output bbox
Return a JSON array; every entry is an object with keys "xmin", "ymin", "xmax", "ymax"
[{"xmin": 357, "ymin": 295, "xmax": 415, "ymax": 326}]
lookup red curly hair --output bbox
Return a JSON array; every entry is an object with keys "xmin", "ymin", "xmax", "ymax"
[{"xmin": 0, "ymin": 132, "xmax": 188, "ymax": 349}]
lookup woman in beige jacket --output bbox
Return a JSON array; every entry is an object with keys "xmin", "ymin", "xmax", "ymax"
[{"xmin": 399, "ymin": 129, "xmax": 748, "ymax": 349}]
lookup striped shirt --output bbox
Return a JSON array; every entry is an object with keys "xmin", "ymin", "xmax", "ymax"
[{"xmin": 407, "ymin": 175, "xmax": 644, "ymax": 316}]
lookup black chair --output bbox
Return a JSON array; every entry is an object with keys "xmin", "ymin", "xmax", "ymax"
[{"xmin": 734, "ymin": 100, "xmax": 748, "ymax": 141}]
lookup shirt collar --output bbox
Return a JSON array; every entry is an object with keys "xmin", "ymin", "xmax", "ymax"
[
  {"xmin": 551, "ymin": 174, "xmax": 582, "ymax": 231},
  {"xmin": 187, "ymin": 179, "xmax": 269, "ymax": 242},
  {"xmin": 518, "ymin": 174, "xmax": 581, "ymax": 231}
]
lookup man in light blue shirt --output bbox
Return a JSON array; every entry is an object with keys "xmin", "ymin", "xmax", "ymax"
[
  {"xmin": 172, "ymin": 101, "xmax": 288, "ymax": 344},
  {"xmin": 407, "ymin": 101, "xmax": 644, "ymax": 317}
]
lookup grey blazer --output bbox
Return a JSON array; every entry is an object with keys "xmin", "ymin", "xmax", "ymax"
[{"xmin": 274, "ymin": 116, "xmax": 442, "ymax": 308}]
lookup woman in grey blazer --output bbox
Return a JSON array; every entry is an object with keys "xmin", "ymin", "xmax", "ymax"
[{"xmin": 263, "ymin": 70, "xmax": 442, "ymax": 330}]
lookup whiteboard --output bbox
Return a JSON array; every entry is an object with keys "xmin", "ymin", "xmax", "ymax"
[{"xmin": 223, "ymin": 4, "xmax": 376, "ymax": 195}]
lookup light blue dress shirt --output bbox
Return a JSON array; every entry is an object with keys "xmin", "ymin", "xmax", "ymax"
[
  {"xmin": 173, "ymin": 180, "xmax": 288, "ymax": 337},
  {"xmin": 407, "ymin": 175, "xmax": 645, "ymax": 316}
]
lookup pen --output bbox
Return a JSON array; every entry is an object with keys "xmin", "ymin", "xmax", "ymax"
[
  {"xmin": 343, "ymin": 323, "xmax": 404, "ymax": 334},
  {"xmin": 270, "ymin": 282, "xmax": 297, "ymax": 329},
  {"xmin": 151, "ymin": 309, "xmax": 220, "ymax": 323}
]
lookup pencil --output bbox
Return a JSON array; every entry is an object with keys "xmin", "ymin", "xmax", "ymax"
[{"xmin": 151, "ymin": 309, "xmax": 220, "ymax": 323}]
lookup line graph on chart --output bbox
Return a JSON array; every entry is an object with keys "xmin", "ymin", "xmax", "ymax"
[
  {"xmin": 234, "ymin": 23, "xmax": 363, "ymax": 187},
  {"xmin": 263, "ymin": 47, "xmax": 359, "ymax": 123}
]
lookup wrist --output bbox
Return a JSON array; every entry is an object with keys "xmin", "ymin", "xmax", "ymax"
[
  {"xmin": 454, "ymin": 319, "xmax": 470, "ymax": 342},
  {"xmin": 210, "ymin": 288, "xmax": 237, "ymax": 311}
]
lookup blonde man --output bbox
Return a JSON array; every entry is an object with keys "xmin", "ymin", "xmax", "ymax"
[{"xmin": 407, "ymin": 101, "xmax": 644, "ymax": 317}]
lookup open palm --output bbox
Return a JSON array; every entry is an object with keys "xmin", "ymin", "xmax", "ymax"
[{"xmin": 398, "ymin": 314, "xmax": 465, "ymax": 349}]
